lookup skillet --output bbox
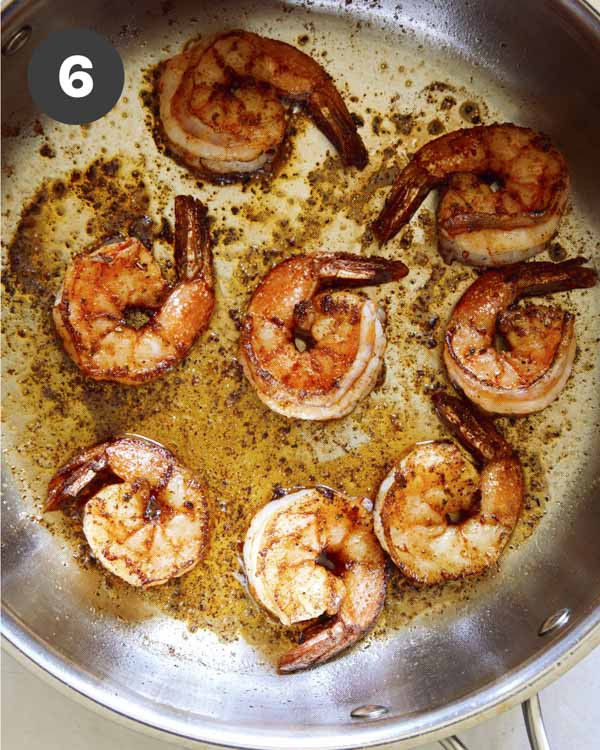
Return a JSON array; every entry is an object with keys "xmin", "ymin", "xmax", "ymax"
[{"xmin": 2, "ymin": 1, "xmax": 599, "ymax": 747}]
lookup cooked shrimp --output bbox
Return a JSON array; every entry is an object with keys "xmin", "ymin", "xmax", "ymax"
[
  {"xmin": 53, "ymin": 196, "xmax": 215, "ymax": 384},
  {"xmin": 45, "ymin": 435, "xmax": 210, "ymax": 587},
  {"xmin": 243, "ymin": 486, "xmax": 387, "ymax": 672},
  {"xmin": 239, "ymin": 253, "xmax": 408, "ymax": 420},
  {"xmin": 374, "ymin": 392, "xmax": 523, "ymax": 583},
  {"xmin": 444, "ymin": 257, "xmax": 597, "ymax": 414},
  {"xmin": 158, "ymin": 30, "xmax": 367, "ymax": 180},
  {"xmin": 373, "ymin": 124, "xmax": 569, "ymax": 266}
]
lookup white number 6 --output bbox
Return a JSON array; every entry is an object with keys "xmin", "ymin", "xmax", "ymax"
[{"xmin": 59, "ymin": 55, "xmax": 94, "ymax": 98}]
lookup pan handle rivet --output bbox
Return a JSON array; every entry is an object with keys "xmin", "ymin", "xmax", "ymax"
[
  {"xmin": 539, "ymin": 607, "xmax": 570, "ymax": 636},
  {"xmin": 350, "ymin": 704, "xmax": 389, "ymax": 720},
  {"xmin": 2, "ymin": 25, "xmax": 32, "ymax": 56}
]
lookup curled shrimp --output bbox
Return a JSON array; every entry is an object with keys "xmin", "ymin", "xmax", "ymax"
[
  {"xmin": 53, "ymin": 196, "xmax": 215, "ymax": 384},
  {"xmin": 239, "ymin": 253, "xmax": 408, "ymax": 420},
  {"xmin": 372, "ymin": 124, "xmax": 569, "ymax": 266},
  {"xmin": 158, "ymin": 30, "xmax": 367, "ymax": 180},
  {"xmin": 374, "ymin": 392, "xmax": 523, "ymax": 583},
  {"xmin": 444, "ymin": 257, "xmax": 597, "ymax": 415},
  {"xmin": 243, "ymin": 487, "xmax": 387, "ymax": 672},
  {"xmin": 45, "ymin": 436, "xmax": 210, "ymax": 588}
]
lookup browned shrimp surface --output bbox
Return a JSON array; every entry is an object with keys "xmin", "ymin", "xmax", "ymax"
[
  {"xmin": 373, "ymin": 124, "xmax": 569, "ymax": 266},
  {"xmin": 444, "ymin": 257, "xmax": 598, "ymax": 414},
  {"xmin": 239, "ymin": 253, "xmax": 408, "ymax": 420},
  {"xmin": 374, "ymin": 393, "xmax": 523, "ymax": 584},
  {"xmin": 158, "ymin": 30, "xmax": 367, "ymax": 180},
  {"xmin": 53, "ymin": 196, "xmax": 215, "ymax": 384},
  {"xmin": 46, "ymin": 436, "xmax": 210, "ymax": 588},
  {"xmin": 243, "ymin": 487, "xmax": 387, "ymax": 672}
]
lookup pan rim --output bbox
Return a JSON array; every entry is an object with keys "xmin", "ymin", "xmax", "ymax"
[{"xmin": 3, "ymin": 602, "xmax": 600, "ymax": 749}]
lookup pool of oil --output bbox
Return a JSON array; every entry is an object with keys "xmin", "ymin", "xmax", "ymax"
[{"xmin": 2, "ymin": 2, "xmax": 599, "ymax": 668}]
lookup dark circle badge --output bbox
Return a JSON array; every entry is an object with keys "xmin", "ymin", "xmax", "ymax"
[{"xmin": 27, "ymin": 29, "xmax": 124, "ymax": 125}]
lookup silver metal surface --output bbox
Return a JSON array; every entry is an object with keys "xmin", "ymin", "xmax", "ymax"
[
  {"xmin": 350, "ymin": 705, "xmax": 390, "ymax": 720},
  {"xmin": 1, "ymin": 24, "xmax": 31, "ymax": 56},
  {"xmin": 539, "ymin": 609, "xmax": 571, "ymax": 637},
  {"xmin": 2, "ymin": 1, "xmax": 600, "ymax": 749},
  {"xmin": 523, "ymin": 696, "xmax": 551, "ymax": 750}
]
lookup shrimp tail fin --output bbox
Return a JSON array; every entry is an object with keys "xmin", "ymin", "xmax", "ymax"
[
  {"xmin": 318, "ymin": 253, "xmax": 409, "ymax": 286},
  {"xmin": 278, "ymin": 620, "xmax": 359, "ymax": 674},
  {"xmin": 372, "ymin": 162, "xmax": 434, "ymax": 244},
  {"xmin": 174, "ymin": 195, "xmax": 214, "ymax": 287},
  {"xmin": 308, "ymin": 88, "xmax": 368, "ymax": 169},
  {"xmin": 506, "ymin": 257, "xmax": 598, "ymax": 297},
  {"xmin": 45, "ymin": 444, "xmax": 111, "ymax": 511},
  {"xmin": 432, "ymin": 391, "xmax": 513, "ymax": 464}
]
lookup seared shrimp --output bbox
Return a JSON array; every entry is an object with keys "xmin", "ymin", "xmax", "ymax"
[
  {"xmin": 374, "ymin": 392, "xmax": 523, "ymax": 583},
  {"xmin": 53, "ymin": 196, "xmax": 215, "ymax": 384},
  {"xmin": 239, "ymin": 253, "xmax": 408, "ymax": 420},
  {"xmin": 243, "ymin": 487, "xmax": 387, "ymax": 672},
  {"xmin": 444, "ymin": 257, "xmax": 597, "ymax": 414},
  {"xmin": 158, "ymin": 30, "xmax": 367, "ymax": 180},
  {"xmin": 373, "ymin": 124, "xmax": 569, "ymax": 266},
  {"xmin": 46, "ymin": 436, "xmax": 210, "ymax": 588}
]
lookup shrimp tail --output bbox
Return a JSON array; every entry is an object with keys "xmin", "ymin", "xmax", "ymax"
[
  {"xmin": 308, "ymin": 88, "xmax": 368, "ymax": 169},
  {"xmin": 317, "ymin": 253, "xmax": 409, "ymax": 286},
  {"xmin": 505, "ymin": 257, "xmax": 598, "ymax": 297},
  {"xmin": 278, "ymin": 619, "xmax": 359, "ymax": 674},
  {"xmin": 45, "ymin": 443, "xmax": 111, "ymax": 511},
  {"xmin": 174, "ymin": 195, "xmax": 214, "ymax": 286},
  {"xmin": 371, "ymin": 162, "xmax": 434, "ymax": 244},
  {"xmin": 432, "ymin": 391, "xmax": 513, "ymax": 464}
]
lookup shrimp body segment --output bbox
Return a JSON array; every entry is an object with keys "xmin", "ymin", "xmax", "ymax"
[
  {"xmin": 46, "ymin": 436, "xmax": 210, "ymax": 588},
  {"xmin": 374, "ymin": 393, "xmax": 524, "ymax": 583},
  {"xmin": 158, "ymin": 30, "xmax": 367, "ymax": 180},
  {"xmin": 444, "ymin": 257, "xmax": 597, "ymax": 414},
  {"xmin": 53, "ymin": 196, "xmax": 215, "ymax": 384},
  {"xmin": 373, "ymin": 124, "xmax": 569, "ymax": 266},
  {"xmin": 243, "ymin": 487, "xmax": 387, "ymax": 672},
  {"xmin": 240, "ymin": 253, "xmax": 408, "ymax": 420}
]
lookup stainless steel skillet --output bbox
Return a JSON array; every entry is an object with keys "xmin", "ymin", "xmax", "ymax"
[{"xmin": 2, "ymin": 1, "xmax": 599, "ymax": 748}]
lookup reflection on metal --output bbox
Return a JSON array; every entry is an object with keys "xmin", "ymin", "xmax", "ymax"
[
  {"xmin": 350, "ymin": 705, "xmax": 389, "ymax": 720},
  {"xmin": 523, "ymin": 695, "xmax": 551, "ymax": 750},
  {"xmin": 539, "ymin": 608, "xmax": 571, "ymax": 636},
  {"xmin": 2, "ymin": 26, "xmax": 31, "ymax": 56}
]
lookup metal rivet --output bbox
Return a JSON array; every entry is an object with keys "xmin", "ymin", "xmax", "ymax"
[
  {"xmin": 350, "ymin": 704, "xmax": 389, "ymax": 720},
  {"xmin": 2, "ymin": 25, "xmax": 32, "ymax": 56},
  {"xmin": 539, "ymin": 607, "xmax": 570, "ymax": 636}
]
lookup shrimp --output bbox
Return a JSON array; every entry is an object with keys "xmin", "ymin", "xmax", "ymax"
[
  {"xmin": 444, "ymin": 257, "xmax": 597, "ymax": 414},
  {"xmin": 239, "ymin": 253, "xmax": 408, "ymax": 420},
  {"xmin": 45, "ymin": 435, "xmax": 210, "ymax": 588},
  {"xmin": 372, "ymin": 124, "xmax": 570, "ymax": 266},
  {"xmin": 374, "ymin": 392, "xmax": 523, "ymax": 584},
  {"xmin": 158, "ymin": 30, "xmax": 367, "ymax": 180},
  {"xmin": 53, "ymin": 196, "xmax": 215, "ymax": 384},
  {"xmin": 243, "ymin": 487, "xmax": 387, "ymax": 672}
]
